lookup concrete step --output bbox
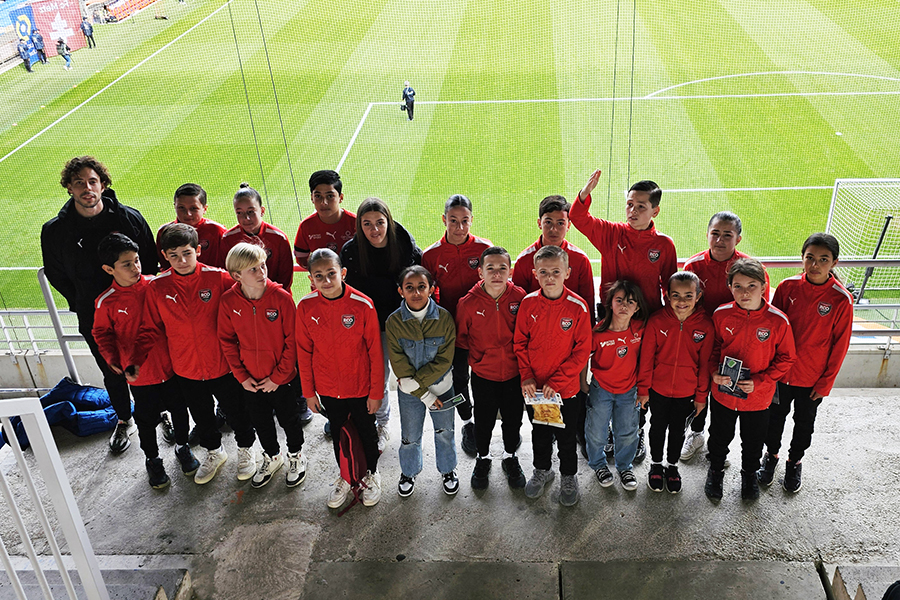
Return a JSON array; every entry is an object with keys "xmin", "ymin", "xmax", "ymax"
[
  {"xmin": 0, "ymin": 568, "xmax": 190, "ymax": 600},
  {"xmin": 830, "ymin": 564, "xmax": 900, "ymax": 600}
]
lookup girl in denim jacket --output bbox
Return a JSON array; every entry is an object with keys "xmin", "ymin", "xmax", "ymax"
[{"xmin": 386, "ymin": 266, "xmax": 459, "ymax": 498}]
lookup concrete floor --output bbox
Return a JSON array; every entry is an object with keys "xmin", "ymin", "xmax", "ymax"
[{"xmin": 1, "ymin": 388, "xmax": 898, "ymax": 599}]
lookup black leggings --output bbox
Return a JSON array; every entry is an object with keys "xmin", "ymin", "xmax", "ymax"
[
  {"xmin": 470, "ymin": 373, "xmax": 523, "ymax": 457},
  {"xmin": 131, "ymin": 379, "xmax": 189, "ymax": 458},
  {"xmin": 320, "ymin": 396, "xmax": 379, "ymax": 473},
  {"xmin": 707, "ymin": 399, "xmax": 769, "ymax": 473},
  {"xmin": 648, "ymin": 389, "xmax": 694, "ymax": 464},
  {"xmin": 765, "ymin": 383, "xmax": 821, "ymax": 462}
]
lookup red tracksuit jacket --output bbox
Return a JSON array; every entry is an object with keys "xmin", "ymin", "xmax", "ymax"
[
  {"xmin": 221, "ymin": 222, "xmax": 294, "ymax": 292},
  {"xmin": 293, "ymin": 210, "xmax": 356, "ymax": 267},
  {"xmin": 590, "ymin": 321, "xmax": 644, "ymax": 395},
  {"xmin": 296, "ymin": 284, "xmax": 385, "ymax": 400},
  {"xmin": 771, "ymin": 274, "xmax": 853, "ymax": 396},
  {"xmin": 156, "ymin": 218, "xmax": 227, "ymax": 269},
  {"xmin": 638, "ymin": 306, "xmax": 715, "ymax": 402},
  {"xmin": 93, "ymin": 276, "xmax": 172, "ymax": 386},
  {"xmin": 455, "ymin": 281, "xmax": 526, "ymax": 382},
  {"xmin": 422, "ymin": 233, "xmax": 493, "ymax": 318},
  {"xmin": 513, "ymin": 287, "xmax": 592, "ymax": 399},
  {"xmin": 569, "ymin": 193, "xmax": 677, "ymax": 314},
  {"xmin": 512, "ymin": 238, "xmax": 595, "ymax": 322},
  {"xmin": 683, "ymin": 249, "xmax": 770, "ymax": 315},
  {"xmin": 710, "ymin": 299, "xmax": 796, "ymax": 411},
  {"xmin": 218, "ymin": 280, "xmax": 297, "ymax": 386},
  {"xmin": 131, "ymin": 265, "xmax": 234, "ymax": 381}
]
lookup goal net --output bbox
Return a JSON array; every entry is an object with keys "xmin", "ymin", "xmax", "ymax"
[{"xmin": 826, "ymin": 179, "xmax": 900, "ymax": 300}]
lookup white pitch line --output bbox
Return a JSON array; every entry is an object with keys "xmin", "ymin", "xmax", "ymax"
[
  {"xmin": 0, "ymin": 0, "xmax": 236, "ymax": 165},
  {"xmin": 667, "ymin": 185, "xmax": 832, "ymax": 193},
  {"xmin": 646, "ymin": 71, "xmax": 900, "ymax": 98},
  {"xmin": 335, "ymin": 102, "xmax": 374, "ymax": 172}
]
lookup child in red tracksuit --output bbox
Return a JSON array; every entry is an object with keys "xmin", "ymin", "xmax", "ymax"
[
  {"xmin": 128, "ymin": 224, "xmax": 257, "ymax": 486},
  {"xmin": 423, "ymin": 194, "xmax": 493, "ymax": 455},
  {"xmin": 218, "ymin": 242, "xmax": 307, "ymax": 490},
  {"xmin": 758, "ymin": 233, "xmax": 853, "ymax": 493},
  {"xmin": 705, "ymin": 258, "xmax": 796, "ymax": 502},
  {"xmin": 514, "ymin": 245, "xmax": 591, "ymax": 506},
  {"xmin": 637, "ymin": 272, "xmax": 715, "ymax": 494},
  {"xmin": 680, "ymin": 211, "xmax": 769, "ymax": 458},
  {"xmin": 93, "ymin": 233, "xmax": 198, "ymax": 489},
  {"xmin": 455, "ymin": 246, "xmax": 527, "ymax": 491},
  {"xmin": 220, "ymin": 183, "xmax": 294, "ymax": 292},
  {"xmin": 296, "ymin": 248, "xmax": 384, "ymax": 509},
  {"xmin": 156, "ymin": 183, "xmax": 227, "ymax": 269},
  {"xmin": 294, "ymin": 170, "xmax": 356, "ymax": 269}
]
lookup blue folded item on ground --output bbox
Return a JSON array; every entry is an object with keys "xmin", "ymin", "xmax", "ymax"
[{"xmin": 0, "ymin": 378, "xmax": 119, "ymax": 450}]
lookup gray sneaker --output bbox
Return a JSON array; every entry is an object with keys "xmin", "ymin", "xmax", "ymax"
[
  {"xmin": 559, "ymin": 474, "xmax": 580, "ymax": 506},
  {"xmin": 109, "ymin": 418, "xmax": 136, "ymax": 453},
  {"xmin": 524, "ymin": 468, "xmax": 555, "ymax": 499}
]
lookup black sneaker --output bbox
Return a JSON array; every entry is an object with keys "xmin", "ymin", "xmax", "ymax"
[
  {"xmin": 705, "ymin": 466, "xmax": 724, "ymax": 501},
  {"xmin": 461, "ymin": 423, "xmax": 477, "ymax": 456},
  {"xmin": 604, "ymin": 426, "xmax": 614, "ymax": 461},
  {"xmin": 647, "ymin": 463, "xmax": 665, "ymax": 492},
  {"xmin": 175, "ymin": 444, "xmax": 200, "ymax": 476},
  {"xmin": 783, "ymin": 460, "xmax": 802, "ymax": 493},
  {"xmin": 442, "ymin": 470, "xmax": 460, "ymax": 495},
  {"xmin": 471, "ymin": 458, "xmax": 490, "ymax": 490},
  {"xmin": 741, "ymin": 469, "xmax": 760, "ymax": 501},
  {"xmin": 757, "ymin": 452, "xmax": 779, "ymax": 486},
  {"xmin": 665, "ymin": 465, "xmax": 682, "ymax": 494},
  {"xmin": 398, "ymin": 474, "xmax": 415, "ymax": 497},
  {"xmin": 595, "ymin": 466, "xmax": 614, "ymax": 487},
  {"xmin": 634, "ymin": 428, "xmax": 646, "ymax": 464},
  {"xmin": 158, "ymin": 413, "xmax": 175, "ymax": 445},
  {"xmin": 323, "ymin": 420, "xmax": 332, "ymax": 440},
  {"xmin": 146, "ymin": 457, "xmax": 170, "ymax": 489},
  {"xmin": 501, "ymin": 456, "xmax": 526, "ymax": 488}
]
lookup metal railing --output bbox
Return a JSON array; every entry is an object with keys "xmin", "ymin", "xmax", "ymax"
[{"xmin": 0, "ymin": 397, "xmax": 109, "ymax": 600}]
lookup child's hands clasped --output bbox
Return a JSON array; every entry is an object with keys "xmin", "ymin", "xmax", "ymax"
[{"xmin": 242, "ymin": 377, "xmax": 279, "ymax": 393}]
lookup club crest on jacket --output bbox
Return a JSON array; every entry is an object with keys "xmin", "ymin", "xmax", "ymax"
[
  {"xmin": 199, "ymin": 289, "xmax": 211, "ymax": 303},
  {"xmin": 756, "ymin": 328, "xmax": 770, "ymax": 342},
  {"xmin": 342, "ymin": 314, "xmax": 355, "ymax": 329}
]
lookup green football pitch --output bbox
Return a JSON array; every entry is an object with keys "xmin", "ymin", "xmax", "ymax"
[{"xmin": 1, "ymin": 0, "xmax": 898, "ymax": 309}]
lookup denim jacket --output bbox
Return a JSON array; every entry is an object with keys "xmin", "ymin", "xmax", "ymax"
[{"xmin": 386, "ymin": 298, "xmax": 455, "ymax": 399}]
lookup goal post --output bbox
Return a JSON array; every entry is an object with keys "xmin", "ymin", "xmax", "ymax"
[{"xmin": 826, "ymin": 178, "xmax": 900, "ymax": 300}]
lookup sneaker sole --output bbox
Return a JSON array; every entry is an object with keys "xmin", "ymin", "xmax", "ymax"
[
  {"xmin": 398, "ymin": 487, "xmax": 414, "ymax": 498},
  {"xmin": 150, "ymin": 478, "xmax": 170, "ymax": 490},
  {"xmin": 286, "ymin": 471, "xmax": 306, "ymax": 488},
  {"xmin": 782, "ymin": 481, "xmax": 802, "ymax": 493},
  {"xmin": 109, "ymin": 438, "xmax": 131, "ymax": 453},
  {"xmin": 559, "ymin": 494, "xmax": 579, "ymax": 507},
  {"xmin": 666, "ymin": 484, "xmax": 682, "ymax": 495},
  {"xmin": 251, "ymin": 475, "xmax": 273, "ymax": 489},
  {"xmin": 180, "ymin": 464, "xmax": 199, "ymax": 477},
  {"xmin": 362, "ymin": 496, "xmax": 381, "ymax": 507},
  {"xmin": 327, "ymin": 496, "xmax": 349, "ymax": 509},
  {"xmin": 194, "ymin": 456, "xmax": 227, "ymax": 485},
  {"xmin": 443, "ymin": 484, "xmax": 459, "ymax": 496},
  {"xmin": 597, "ymin": 475, "xmax": 615, "ymax": 488},
  {"xmin": 757, "ymin": 473, "xmax": 776, "ymax": 487},
  {"xmin": 622, "ymin": 483, "xmax": 638, "ymax": 491},
  {"xmin": 647, "ymin": 480, "xmax": 664, "ymax": 492}
]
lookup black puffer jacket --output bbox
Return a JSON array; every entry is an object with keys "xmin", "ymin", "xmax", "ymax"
[
  {"xmin": 41, "ymin": 188, "xmax": 158, "ymax": 318},
  {"xmin": 340, "ymin": 221, "xmax": 422, "ymax": 330}
]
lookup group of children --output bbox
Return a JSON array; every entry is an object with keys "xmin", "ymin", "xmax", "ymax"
[{"xmin": 91, "ymin": 166, "xmax": 853, "ymax": 508}]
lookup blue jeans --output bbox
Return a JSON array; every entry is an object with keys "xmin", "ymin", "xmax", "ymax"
[
  {"xmin": 375, "ymin": 332, "xmax": 391, "ymax": 427},
  {"xmin": 63, "ymin": 55, "xmax": 71, "ymax": 68},
  {"xmin": 585, "ymin": 380, "xmax": 639, "ymax": 472},
  {"xmin": 398, "ymin": 389, "xmax": 457, "ymax": 477}
]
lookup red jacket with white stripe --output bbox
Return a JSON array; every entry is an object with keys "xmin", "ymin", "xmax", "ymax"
[
  {"xmin": 156, "ymin": 218, "xmax": 227, "ymax": 269},
  {"xmin": 637, "ymin": 306, "xmax": 715, "ymax": 402},
  {"xmin": 93, "ymin": 276, "xmax": 172, "ymax": 386},
  {"xmin": 422, "ymin": 233, "xmax": 493, "ymax": 318},
  {"xmin": 130, "ymin": 265, "xmax": 234, "ymax": 381},
  {"xmin": 296, "ymin": 284, "xmax": 385, "ymax": 400},
  {"xmin": 590, "ymin": 321, "xmax": 644, "ymax": 395},
  {"xmin": 771, "ymin": 274, "xmax": 853, "ymax": 396},
  {"xmin": 569, "ymin": 193, "xmax": 677, "ymax": 314},
  {"xmin": 710, "ymin": 299, "xmax": 796, "ymax": 411},
  {"xmin": 218, "ymin": 280, "xmax": 297, "ymax": 386},
  {"xmin": 512, "ymin": 238, "xmax": 596, "ymax": 323},
  {"xmin": 220, "ymin": 222, "xmax": 294, "ymax": 292},
  {"xmin": 683, "ymin": 249, "xmax": 770, "ymax": 315},
  {"xmin": 513, "ymin": 287, "xmax": 592, "ymax": 399},
  {"xmin": 455, "ymin": 281, "xmax": 526, "ymax": 382}
]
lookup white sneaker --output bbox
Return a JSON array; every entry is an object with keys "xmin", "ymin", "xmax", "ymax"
[
  {"xmin": 327, "ymin": 476, "xmax": 351, "ymax": 509},
  {"xmin": 251, "ymin": 452, "xmax": 283, "ymax": 488},
  {"xmin": 376, "ymin": 423, "xmax": 390, "ymax": 454},
  {"xmin": 285, "ymin": 451, "xmax": 307, "ymax": 487},
  {"xmin": 680, "ymin": 431, "xmax": 705, "ymax": 461},
  {"xmin": 362, "ymin": 471, "xmax": 382, "ymax": 507},
  {"xmin": 194, "ymin": 447, "xmax": 227, "ymax": 484},
  {"xmin": 236, "ymin": 447, "xmax": 256, "ymax": 481}
]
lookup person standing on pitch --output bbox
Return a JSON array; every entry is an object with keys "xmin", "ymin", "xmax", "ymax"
[
  {"xmin": 18, "ymin": 38, "xmax": 33, "ymax": 72},
  {"xmin": 402, "ymin": 80, "xmax": 415, "ymax": 120},
  {"xmin": 31, "ymin": 29, "xmax": 47, "ymax": 64},
  {"xmin": 41, "ymin": 156, "xmax": 159, "ymax": 453},
  {"xmin": 81, "ymin": 17, "xmax": 96, "ymax": 48}
]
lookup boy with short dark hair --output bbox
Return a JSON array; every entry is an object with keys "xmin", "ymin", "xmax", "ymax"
[
  {"xmin": 93, "ymin": 233, "xmax": 198, "ymax": 488},
  {"xmin": 128, "ymin": 224, "xmax": 257, "ymax": 485},
  {"xmin": 294, "ymin": 170, "xmax": 356, "ymax": 270},
  {"xmin": 219, "ymin": 243, "xmax": 307, "ymax": 489},
  {"xmin": 155, "ymin": 183, "xmax": 227, "ymax": 269},
  {"xmin": 514, "ymin": 245, "xmax": 591, "ymax": 506},
  {"xmin": 571, "ymin": 170, "xmax": 677, "ymax": 314}
]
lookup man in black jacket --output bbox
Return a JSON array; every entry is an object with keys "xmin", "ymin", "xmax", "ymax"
[
  {"xmin": 402, "ymin": 81, "xmax": 415, "ymax": 121},
  {"xmin": 41, "ymin": 156, "xmax": 159, "ymax": 452}
]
